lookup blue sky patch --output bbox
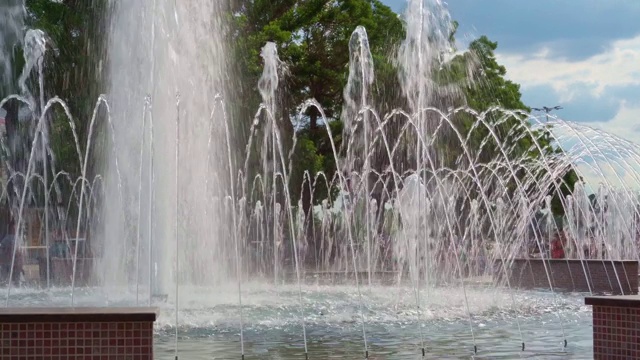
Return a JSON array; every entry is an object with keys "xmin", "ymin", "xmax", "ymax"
[{"xmin": 382, "ymin": 0, "xmax": 640, "ymax": 143}]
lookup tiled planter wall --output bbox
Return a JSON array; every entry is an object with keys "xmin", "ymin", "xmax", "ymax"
[
  {"xmin": 495, "ymin": 259, "xmax": 638, "ymax": 295},
  {"xmin": 586, "ymin": 296, "xmax": 640, "ymax": 360},
  {"xmin": 0, "ymin": 308, "xmax": 156, "ymax": 360}
]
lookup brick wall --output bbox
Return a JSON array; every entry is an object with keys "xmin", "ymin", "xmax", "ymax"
[
  {"xmin": 0, "ymin": 307, "xmax": 156, "ymax": 360},
  {"xmin": 586, "ymin": 296, "xmax": 640, "ymax": 359},
  {"xmin": 495, "ymin": 259, "xmax": 638, "ymax": 295}
]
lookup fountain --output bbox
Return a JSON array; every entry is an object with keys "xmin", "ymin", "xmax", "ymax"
[{"xmin": 1, "ymin": 0, "xmax": 640, "ymax": 358}]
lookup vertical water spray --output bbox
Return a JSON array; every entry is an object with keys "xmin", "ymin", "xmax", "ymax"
[
  {"xmin": 258, "ymin": 42, "xmax": 283, "ymax": 284},
  {"xmin": 174, "ymin": 93, "xmax": 180, "ymax": 359},
  {"xmin": 258, "ymin": 41, "xmax": 309, "ymax": 357},
  {"xmin": 342, "ymin": 26, "xmax": 375, "ymax": 286},
  {"xmin": 135, "ymin": 101, "xmax": 148, "ymax": 305},
  {"xmin": 0, "ymin": 1, "xmax": 26, "ymax": 198},
  {"xmin": 0, "ymin": 0, "xmax": 25, "ymax": 94},
  {"xmin": 396, "ymin": 0, "xmax": 457, "ymax": 278},
  {"xmin": 104, "ymin": 0, "xmax": 231, "ymax": 294},
  {"xmin": 395, "ymin": 173, "xmax": 428, "ymax": 353},
  {"xmin": 398, "ymin": 0, "xmax": 455, "ymax": 137},
  {"xmin": 6, "ymin": 28, "xmax": 50, "ymax": 305}
]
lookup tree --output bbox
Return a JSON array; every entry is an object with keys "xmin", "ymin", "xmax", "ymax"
[
  {"xmin": 443, "ymin": 35, "xmax": 580, "ymax": 217},
  {"xmin": 230, "ymin": 0, "xmax": 405, "ymax": 206},
  {"xmin": 228, "ymin": 1, "xmax": 406, "ymax": 261},
  {"xmin": 24, "ymin": 0, "xmax": 111, "ymax": 178},
  {"xmin": 0, "ymin": 0, "xmax": 111, "ymax": 229}
]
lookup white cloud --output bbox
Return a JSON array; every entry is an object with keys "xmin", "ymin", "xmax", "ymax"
[
  {"xmin": 497, "ymin": 34, "xmax": 640, "ymax": 101},
  {"xmin": 588, "ymin": 102, "xmax": 640, "ymax": 142},
  {"xmin": 576, "ymin": 159, "xmax": 640, "ymax": 192},
  {"xmin": 550, "ymin": 117, "xmax": 640, "ymax": 192}
]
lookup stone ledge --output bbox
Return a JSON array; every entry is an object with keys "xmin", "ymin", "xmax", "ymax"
[
  {"xmin": 585, "ymin": 295, "xmax": 640, "ymax": 308},
  {"xmin": 495, "ymin": 258, "xmax": 639, "ymax": 294},
  {"xmin": 507, "ymin": 258, "xmax": 639, "ymax": 264},
  {"xmin": 0, "ymin": 307, "xmax": 157, "ymax": 323}
]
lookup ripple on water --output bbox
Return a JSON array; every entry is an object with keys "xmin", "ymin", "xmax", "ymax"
[{"xmin": 0, "ymin": 284, "xmax": 593, "ymax": 359}]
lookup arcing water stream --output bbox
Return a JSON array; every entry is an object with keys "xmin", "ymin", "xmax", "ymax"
[{"xmin": 1, "ymin": 0, "xmax": 639, "ymax": 358}]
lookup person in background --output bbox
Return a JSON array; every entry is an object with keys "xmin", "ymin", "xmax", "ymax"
[
  {"xmin": 550, "ymin": 231, "xmax": 565, "ymax": 259},
  {"xmin": 0, "ymin": 220, "xmax": 23, "ymax": 285}
]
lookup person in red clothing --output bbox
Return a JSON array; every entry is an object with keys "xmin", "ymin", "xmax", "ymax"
[{"xmin": 550, "ymin": 232, "xmax": 565, "ymax": 259}]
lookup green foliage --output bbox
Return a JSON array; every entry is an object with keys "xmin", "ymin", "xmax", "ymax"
[
  {"xmin": 14, "ymin": 0, "xmax": 579, "ymax": 219},
  {"xmin": 445, "ymin": 36, "xmax": 536, "ymax": 160},
  {"xmin": 231, "ymin": 0, "xmax": 404, "ymax": 209},
  {"xmin": 232, "ymin": 0, "xmax": 403, "ymax": 122},
  {"xmin": 294, "ymin": 120, "xmax": 344, "ymax": 203},
  {"xmin": 551, "ymin": 167, "xmax": 581, "ymax": 217},
  {"xmin": 49, "ymin": 110, "xmax": 79, "ymax": 172},
  {"xmin": 444, "ymin": 35, "xmax": 580, "ymax": 215},
  {"xmin": 23, "ymin": 0, "xmax": 110, "ymax": 177},
  {"xmin": 288, "ymin": 135, "xmax": 324, "ymax": 202}
]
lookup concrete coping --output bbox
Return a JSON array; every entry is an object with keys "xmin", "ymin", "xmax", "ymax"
[
  {"xmin": 0, "ymin": 307, "xmax": 158, "ymax": 323},
  {"xmin": 501, "ymin": 258, "xmax": 639, "ymax": 264},
  {"xmin": 585, "ymin": 295, "xmax": 640, "ymax": 308}
]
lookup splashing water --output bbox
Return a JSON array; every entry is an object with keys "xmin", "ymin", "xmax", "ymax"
[
  {"xmin": 0, "ymin": 0, "xmax": 25, "ymax": 95},
  {"xmin": 100, "ymin": 0, "xmax": 232, "ymax": 296},
  {"xmin": 1, "ymin": 0, "xmax": 639, "ymax": 358}
]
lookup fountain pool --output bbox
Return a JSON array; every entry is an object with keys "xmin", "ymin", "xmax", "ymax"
[{"xmin": 1, "ymin": 284, "xmax": 593, "ymax": 359}]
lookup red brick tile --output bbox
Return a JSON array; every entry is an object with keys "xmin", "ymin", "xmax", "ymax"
[{"xmin": 0, "ymin": 318, "xmax": 154, "ymax": 359}]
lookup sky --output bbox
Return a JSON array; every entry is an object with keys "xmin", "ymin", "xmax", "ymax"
[{"xmin": 383, "ymin": 0, "xmax": 640, "ymax": 190}]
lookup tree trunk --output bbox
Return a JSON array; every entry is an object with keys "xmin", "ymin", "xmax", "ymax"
[{"xmin": 309, "ymin": 107, "xmax": 318, "ymax": 131}]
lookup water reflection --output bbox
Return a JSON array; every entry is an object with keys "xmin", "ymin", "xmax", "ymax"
[{"xmin": 154, "ymin": 310, "xmax": 592, "ymax": 359}]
